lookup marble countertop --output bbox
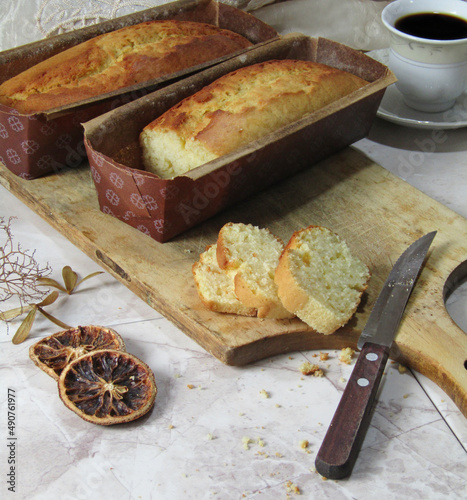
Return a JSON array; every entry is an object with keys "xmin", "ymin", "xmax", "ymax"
[
  {"xmin": 1, "ymin": 2, "xmax": 467, "ymax": 499},
  {"xmin": 1, "ymin": 115, "xmax": 466, "ymax": 500}
]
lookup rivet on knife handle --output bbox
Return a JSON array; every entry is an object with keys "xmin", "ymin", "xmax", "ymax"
[{"xmin": 314, "ymin": 342, "xmax": 389, "ymax": 479}]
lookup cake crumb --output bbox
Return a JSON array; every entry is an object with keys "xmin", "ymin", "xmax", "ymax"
[
  {"xmin": 187, "ymin": 384, "xmax": 195, "ymax": 389},
  {"xmin": 285, "ymin": 480, "xmax": 301, "ymax": 495},
  {"xmin": 242, "ymin": 436, "xmax": 252, "ymax": 450},
  {"xmin": 319, "ymin": 352, "xmax": 329, "ymax": 361},
  {"xmin": 299, "ymin": 361, "xmax": 323, "ymax": 377},
  {"xmin": 338, "ymin": 347, "xmax": 355, "ymax": 364},
  {"xmin": 299, "ymin": 439, "xmax": 309, "ymax": 450},
  {"xmin": 398, "ymin": 364, "xmax": 407, "ymax": 374},
  {"xmin": 260, "ymin": 389, "xmax": 270, "ymax": 398}
]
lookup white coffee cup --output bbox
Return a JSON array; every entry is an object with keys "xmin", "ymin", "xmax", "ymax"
[{"xmin": 382, "ymin": 0, "xmax": 467, "ymax": 113}]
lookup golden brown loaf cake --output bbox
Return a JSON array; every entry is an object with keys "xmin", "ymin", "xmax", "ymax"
[
  {"xmin": 0, "ymin": 20, "xmax": 252, "ymax": 114},
  {"xmin": 192, "ymin": 244, "xmax": 257, "ymax": 317},
  {"xmin": 216, "ymin": 222, "xmax": 294, "ymax": 319},
  {"xmin": 274, "ymin": 226, "xmax": 370, "ymax": 334},
  {"xmin": 140, "ymin": 59, "xmax": 368, "ymax": 178}
]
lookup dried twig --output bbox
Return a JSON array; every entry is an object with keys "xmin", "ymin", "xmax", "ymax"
[{"xmin": 0, "ymin": 217, "xmax": 52, "ymax": 315}]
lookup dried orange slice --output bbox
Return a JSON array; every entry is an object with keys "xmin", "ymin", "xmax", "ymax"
[
  {"xmin": 58, "ymin": 349, "xmax": 157, "ymax": 425},
  {"xmin": 29, "ymin": 325, "xmax": 126, "ymax": 381}
]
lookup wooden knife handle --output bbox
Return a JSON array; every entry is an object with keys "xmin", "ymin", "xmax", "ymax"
[{"xmin": 315, "ymin": 342, "xmax": 390, "ymax": 479}]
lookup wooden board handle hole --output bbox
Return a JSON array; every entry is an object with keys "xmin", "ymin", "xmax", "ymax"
[{"xmin": 443, "ymin": 259, "xmax": 467, "ymax": 336}]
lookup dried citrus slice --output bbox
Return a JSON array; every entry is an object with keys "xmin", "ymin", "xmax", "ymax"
[
  {"xmin": 29, "ymin": 325, "xmax": 126, "ymax": 381},
  {"xmin": 58, "ymin": 349, "xmax": 157, "ymax": 425}
]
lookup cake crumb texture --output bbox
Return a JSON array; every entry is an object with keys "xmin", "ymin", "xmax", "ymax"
[
  {"xmin": 275, "ymin": 226, "xmax": 370, "ymax": 334},
  {"xmin": 216, "ymin": 222, "xmax": 295, "ymax": 319},
  {"xmin": 192, "ymin": 244, "xmax": 257, "ymax": 316}
]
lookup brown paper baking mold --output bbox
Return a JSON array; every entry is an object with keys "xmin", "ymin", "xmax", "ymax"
[
  {"xmin": 0, "ymin": 0, "xmax": 278, "ymax": 179},
  {"xmin": 83, "ymin": 34, "xmax": 397, "ymax": 243}
]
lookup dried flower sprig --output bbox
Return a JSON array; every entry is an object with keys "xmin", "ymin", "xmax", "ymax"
[
  {"xmin": 1, "ymin": 218, "xmax": 104, "ymax": 343},
  {"xmin": 37, "ymin": 265, "xmax": 103, "ymax": 295},
  {"xmin": 10, "ymin": 291, "xmax": 71, "ymax": 345},
  {"xmin": 2, "ymin": 265, "xmax": 104, "ymax": 344}
]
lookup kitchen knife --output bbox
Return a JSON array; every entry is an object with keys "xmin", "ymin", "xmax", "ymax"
[{"xmin": 315, "ymin": 231, "xmax": 437, "ymax": 480}]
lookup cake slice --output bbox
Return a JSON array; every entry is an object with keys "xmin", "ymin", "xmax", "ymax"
[
  {"xmin": 216, "ymin": 222, "xmax": 294, "ymax": 319},
  {"xmin": 274, "ymin": 226, "xmax": 370, "ymax": 334},
  {"xmin": 192, "ymin": 244, "xmax": 257, "ymax": 316}
]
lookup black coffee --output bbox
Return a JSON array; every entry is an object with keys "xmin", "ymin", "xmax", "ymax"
[{"xmin": 395, "ymin": 12, "xmax": 467, "ymax": 40}]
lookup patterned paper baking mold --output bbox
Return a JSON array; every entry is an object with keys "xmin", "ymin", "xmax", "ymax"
[
  {"xmin": 84, "ymin": 35, "xmax": 397, "ymax": 242},
  {"xmin": 0, "ymin": 103, "xmax": 113, "ymax": 179}
]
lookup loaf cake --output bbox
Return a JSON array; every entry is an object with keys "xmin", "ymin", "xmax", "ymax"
[
  {"xmin": 0, "ymin": 20, "xmax": 253, "ymax": 114},
  {"xmin": 216, "ymin": 222, "xmax": 294, "ymax": 319},
  {"xmin": 274, "ymin": 225, "xmax": 370, "ymax": 334},
  {"xmin": 140, "ymin": 59, "xmax": 368, "ymax": 178},
  {"xmin": 192, "ymin": 244, "xmax": 257, "ymax": 316}
]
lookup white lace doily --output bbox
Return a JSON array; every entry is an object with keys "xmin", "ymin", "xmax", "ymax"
[
  {"xmin": 0, "ymin": 0, "xmax": 170, "ymax": 50},
  {"xmin": 0, "ymin": 0, "xmax": 277, "ymax": 52},
  {"xmin": 37, "ymin": 0, "xmax": 160, "ymax": 36}
]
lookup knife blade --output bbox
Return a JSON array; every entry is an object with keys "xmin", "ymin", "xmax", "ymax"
[{"xmin": 315, "ymin": 231, "xmax": 437, "ymax": 480}]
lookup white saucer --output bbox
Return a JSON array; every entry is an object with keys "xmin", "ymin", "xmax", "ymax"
[{"xmin": 367, "ymin": 49, "xmax": 467, "ymax": 130}]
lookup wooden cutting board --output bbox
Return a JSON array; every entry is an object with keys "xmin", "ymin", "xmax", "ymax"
[{"xmin": 1, "ymin": 147, "xmax": 466, "ymax": 417}]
